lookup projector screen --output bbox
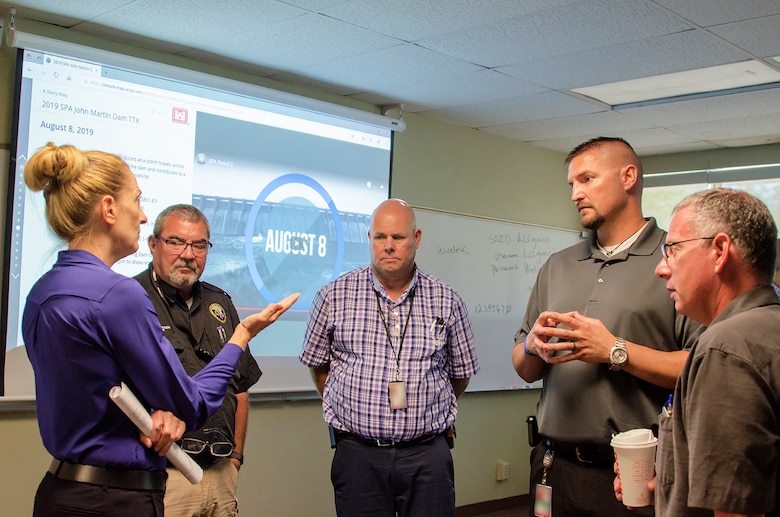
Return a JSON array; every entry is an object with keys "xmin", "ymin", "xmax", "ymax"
[{"xmin": 2, "ymin": 42, "xmax": 397, "ymax": 398}]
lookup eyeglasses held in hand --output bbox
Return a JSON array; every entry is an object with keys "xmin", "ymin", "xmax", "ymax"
[
  {"xmin": 180, "ymin": 429, "xmax": 233, "ymax": 457},
  {"xmin": 155, "ymin": 235, "xmax": 213, "ymax": 255}
]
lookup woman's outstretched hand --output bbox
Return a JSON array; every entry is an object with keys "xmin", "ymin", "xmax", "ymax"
[{"xmin": 235, "ymin": 292, "xmax": 300, "ymax": 344}]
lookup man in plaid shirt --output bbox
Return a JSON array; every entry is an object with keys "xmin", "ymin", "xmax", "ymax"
[{"xmin": 300, "ymin": 198, "xmax": 479, "ymax": 517}]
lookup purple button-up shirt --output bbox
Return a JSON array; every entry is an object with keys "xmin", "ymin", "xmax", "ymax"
[{"xmin": 23, "ymin": 250, "xmax": 242, "ymax": 471}]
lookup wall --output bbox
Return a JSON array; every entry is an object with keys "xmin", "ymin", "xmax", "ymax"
[
  {"xmin": 643, "ymin": 143, "xmax": 780, "ymax": 175},
  {"xmin": 0, "ymin": 390, "xmax": 545, "ymax": 516}
]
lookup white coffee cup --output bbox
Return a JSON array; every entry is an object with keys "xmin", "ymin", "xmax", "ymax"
[{"xmin": 611, "ymin": 428, "xmax": 657, "ymax": 507}]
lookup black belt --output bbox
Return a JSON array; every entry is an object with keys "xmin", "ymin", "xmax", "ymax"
[
  {"xmin": 542, "ymin": 438, "xmax": 614, "ymax": 466},
  {"xmin": 48, "ymin": 459, "xmax": 166, "ymax": 491},
  {"xmin": 335, "ymin": 431, "xmax": 440, "ymax": 448}
]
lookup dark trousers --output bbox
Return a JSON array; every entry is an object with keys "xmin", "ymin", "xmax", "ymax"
[
  {"xmin": 33, "ymin": 472, "xmax": 164, "ymax": 517},
  {"xmin": 331, "ymin": 434, "xmax": 455, "ymax": 517},
  {"xmin": 529, "ymin": 442, "xmax": 655, "ymax": 517}
]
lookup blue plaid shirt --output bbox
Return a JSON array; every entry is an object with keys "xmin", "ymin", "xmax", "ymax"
[{"xmin": 300, "ymin": 265, "xmax": 479, "ymax": 441}]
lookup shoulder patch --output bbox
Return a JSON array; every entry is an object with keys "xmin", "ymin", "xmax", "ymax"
[{"xmin": 209, "ymin": 303, "xmax": 227, "ymax": 324}]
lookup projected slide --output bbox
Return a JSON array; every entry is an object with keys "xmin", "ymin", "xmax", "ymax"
[
  {"xmin": 191, "ymin": 112, "xmax": 385, "ymax": 313},
  {"xmin": 3, "ymin": 47, "xmax": 393, "ymax": 394}
]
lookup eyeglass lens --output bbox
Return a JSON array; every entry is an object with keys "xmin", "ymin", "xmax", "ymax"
[
  {"xmin": 159, "ymin": 236, "xmax": 211, "ymax": 254},
  {"xmin": 180, "ymin": 438, "xmax": 233, "ymax": 456}
]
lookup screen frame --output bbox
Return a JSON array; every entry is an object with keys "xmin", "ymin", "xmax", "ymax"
[{"xmin": 1, "ymin": 35, "xmax": 401, "ymax": 400}]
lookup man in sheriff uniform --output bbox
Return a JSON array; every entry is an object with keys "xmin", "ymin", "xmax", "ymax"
[{"xmin": 135, "ymin": 204, "xmax": 261, "ymax": 517}]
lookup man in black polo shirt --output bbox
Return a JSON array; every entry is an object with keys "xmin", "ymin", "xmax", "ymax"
[{"xmin": 136, "ymin": 204, "xmax": 261, "ymax": 516}]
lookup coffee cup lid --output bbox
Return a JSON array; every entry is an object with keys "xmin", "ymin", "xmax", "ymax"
[{"xmin": 611, "ymin": 428, "xmax": 657, "ymax": 446}]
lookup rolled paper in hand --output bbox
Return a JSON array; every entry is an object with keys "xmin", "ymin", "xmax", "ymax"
[{"xmin": 109, "ymin": 382, "xmax": 203, "ymax": 484}]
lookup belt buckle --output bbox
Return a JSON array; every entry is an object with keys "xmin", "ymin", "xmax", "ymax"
[
  {"xmin": 574, "ymin": 446, "xmax": 593, "ymax": 464},
  {"xmin": 375, "ymin": 439, "xmax": 395, "ymax": 447}
]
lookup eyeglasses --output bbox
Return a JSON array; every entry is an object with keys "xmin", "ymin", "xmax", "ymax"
[
  {"xmin": 155, "ymin": 235, "xmax": 212, "ymax": 256},
  {"xmin": 661, "ymin": 237, "xmax": 715, "ymax": 261},
  {"xmin": 179, "ymin": 428, "xmax": 233, "ymax": 457}
]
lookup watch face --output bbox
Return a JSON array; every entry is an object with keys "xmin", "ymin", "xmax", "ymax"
[{"xmin": 612, "ymin": 348, "xmax": 628, "ymax": 364}]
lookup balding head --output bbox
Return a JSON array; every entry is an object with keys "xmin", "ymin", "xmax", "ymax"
[
  {"xmin": 369, "ymin": 198, "xmax": 421, "ymax": 293},
  {"xmin": 371, "ymin": 199, "xmax": 416, "ymax": 230}
]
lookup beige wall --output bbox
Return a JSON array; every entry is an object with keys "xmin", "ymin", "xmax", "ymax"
[
  {"xmin": 643, "ymin": 143, "xmax": 780, "ymax": 175},
  {"xmin": 0, "ymin": 389, "xmax": 545, "ymax": 517}
]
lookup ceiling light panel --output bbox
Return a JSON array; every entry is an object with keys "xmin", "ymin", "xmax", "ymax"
[{"xmin": 571, "ymin": 60, "xmax": 780, "ymax": 106}]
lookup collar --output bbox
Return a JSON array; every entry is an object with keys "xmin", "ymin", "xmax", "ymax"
[
  {"xmin": 580, "ymin": 217, "xmax": 663, "ymax": 261},
  {"xmin": 57, "ymin": 249, "xmax": 112, "ymax": 269},
  {"xmin": 369, "ymin": 266, "xmax": 418, "ymax": 303},
  {"xmin": 709, "ymin": 285, "xmax": 780, "ymax": 328}
]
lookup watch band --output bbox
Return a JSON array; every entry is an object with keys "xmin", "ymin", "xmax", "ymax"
[
  {"xmin": 229, "ymin": 451, "xmax": 244, "ymax": 465},
  {"xmin": 609, "ymin": 337, "xmax": 628, "ymax": 371}
]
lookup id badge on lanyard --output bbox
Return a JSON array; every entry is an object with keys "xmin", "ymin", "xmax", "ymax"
[{"xmin": 534, "ymin": 449, "xmax": 554, "ymax": 517}]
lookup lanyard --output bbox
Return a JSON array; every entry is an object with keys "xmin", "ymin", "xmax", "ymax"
[{"xmin": 374, "ymin": 288, "xmax": 415, "ymax": 382}]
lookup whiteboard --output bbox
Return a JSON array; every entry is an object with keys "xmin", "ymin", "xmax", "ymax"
[{"xmin": 413, "ymin": 207, "xmax": 582, "ymax": 391}]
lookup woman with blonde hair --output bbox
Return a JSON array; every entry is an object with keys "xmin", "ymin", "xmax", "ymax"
[{"xmin": 22, "ymin": 142, "xmax": 297, "ymax": 516}]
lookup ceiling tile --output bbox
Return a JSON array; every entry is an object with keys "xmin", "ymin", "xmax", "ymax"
[
  {"xmin": 289, "ymin": 43, "xmax": 482, "ymax": 92},
  {"xmin": 514, "ymin": 136, "xmax": 596, "ymax": 154},
  {"xmin": 0, "ymin": 0, "xmax": 129, "ymax": 26},
  {"xmin": 282, "ymin": 0, "xmax": 351, "ymax": 11},
  {"xmin": 500, "ymin": 30, "xmax": 749, "ymax": 90},
  {"xmin": 81, "ymin": 0, "xmax": 307, "ymax": 51},
  {"xmin": 420, "ymin": 91, "xmax": 605, "ymax": 128},
  {"xmin": 195, "ymin": 13, "xmax": 401, "ymax": 71},
  {"xmin": 708, "ymin": 15, "xmax": 780, "ymax": 57},
  {"xmin": 483, "ymin": 117, "xmax": 718, "ymax": 156},
  {"xmin": 416, "ymin": 0, "xmax": 693, "ymax": 67},
  {"xmin": 319, "ymin": 0, "xmax": 578, "ymax": 41},
  {"xmin": 176, "ymin": 48, "xmax": 282, "ymax": 77},
  {"xmin": 608, "ymin": 127, "xmax": 704, "ymax": 154},
  {"xmin": 668, "ymin": 113, "xmax": 780, "ymax": 141},
  {"xmin": 620, "ymin": 87, "xmax": 780, "ymax": 126},
  {"xmin": 74, "ymin": 22, "xmax": 193, "ymax": 54},
  {"xmin": 707, "ymin": 135, "xmax": 780, "ymax": 147},
  {"xmin": 636, "ymin": 141, "xmax": 722, "ymax": 154},
  {"xmin": 266, "ymin": 70, "xmax": 365, "ymax": 96},
  {"xmin": 350, "ymin": 69, "xmax": 549, "ymax": 112},
  {"xmin": 652, "ymin": 0, "xmax": 780, "ymax": 27},
  {"xmin": 481, "ymin": 111, "xmax": 652, "ymax": 141}
]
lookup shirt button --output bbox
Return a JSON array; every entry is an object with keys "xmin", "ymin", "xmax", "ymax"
[{"xmin": 598, "ymin": 278, "xmax": 604, "ymax": 283}]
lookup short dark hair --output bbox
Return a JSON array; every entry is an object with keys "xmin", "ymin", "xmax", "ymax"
[{"xmin": 565, "ymin": 136, "xmax": 638, "ymax": 166}]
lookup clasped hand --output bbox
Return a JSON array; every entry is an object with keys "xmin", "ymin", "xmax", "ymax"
[
  {"xmin": 141, "ymin": 410, "xmax": 186, "ymax": 455},
  {"xmin": 527, "ymin": 310, "xmax": 614, "ymax": 364}
]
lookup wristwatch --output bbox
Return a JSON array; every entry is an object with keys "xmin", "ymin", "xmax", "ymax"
[
  {"xmin": 229, "ymin": 451, "xmax": 244, "ymax": 465},
  {"xmin": 609, "ymin": 337, "xmax": 628, "ymax": 371}
]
